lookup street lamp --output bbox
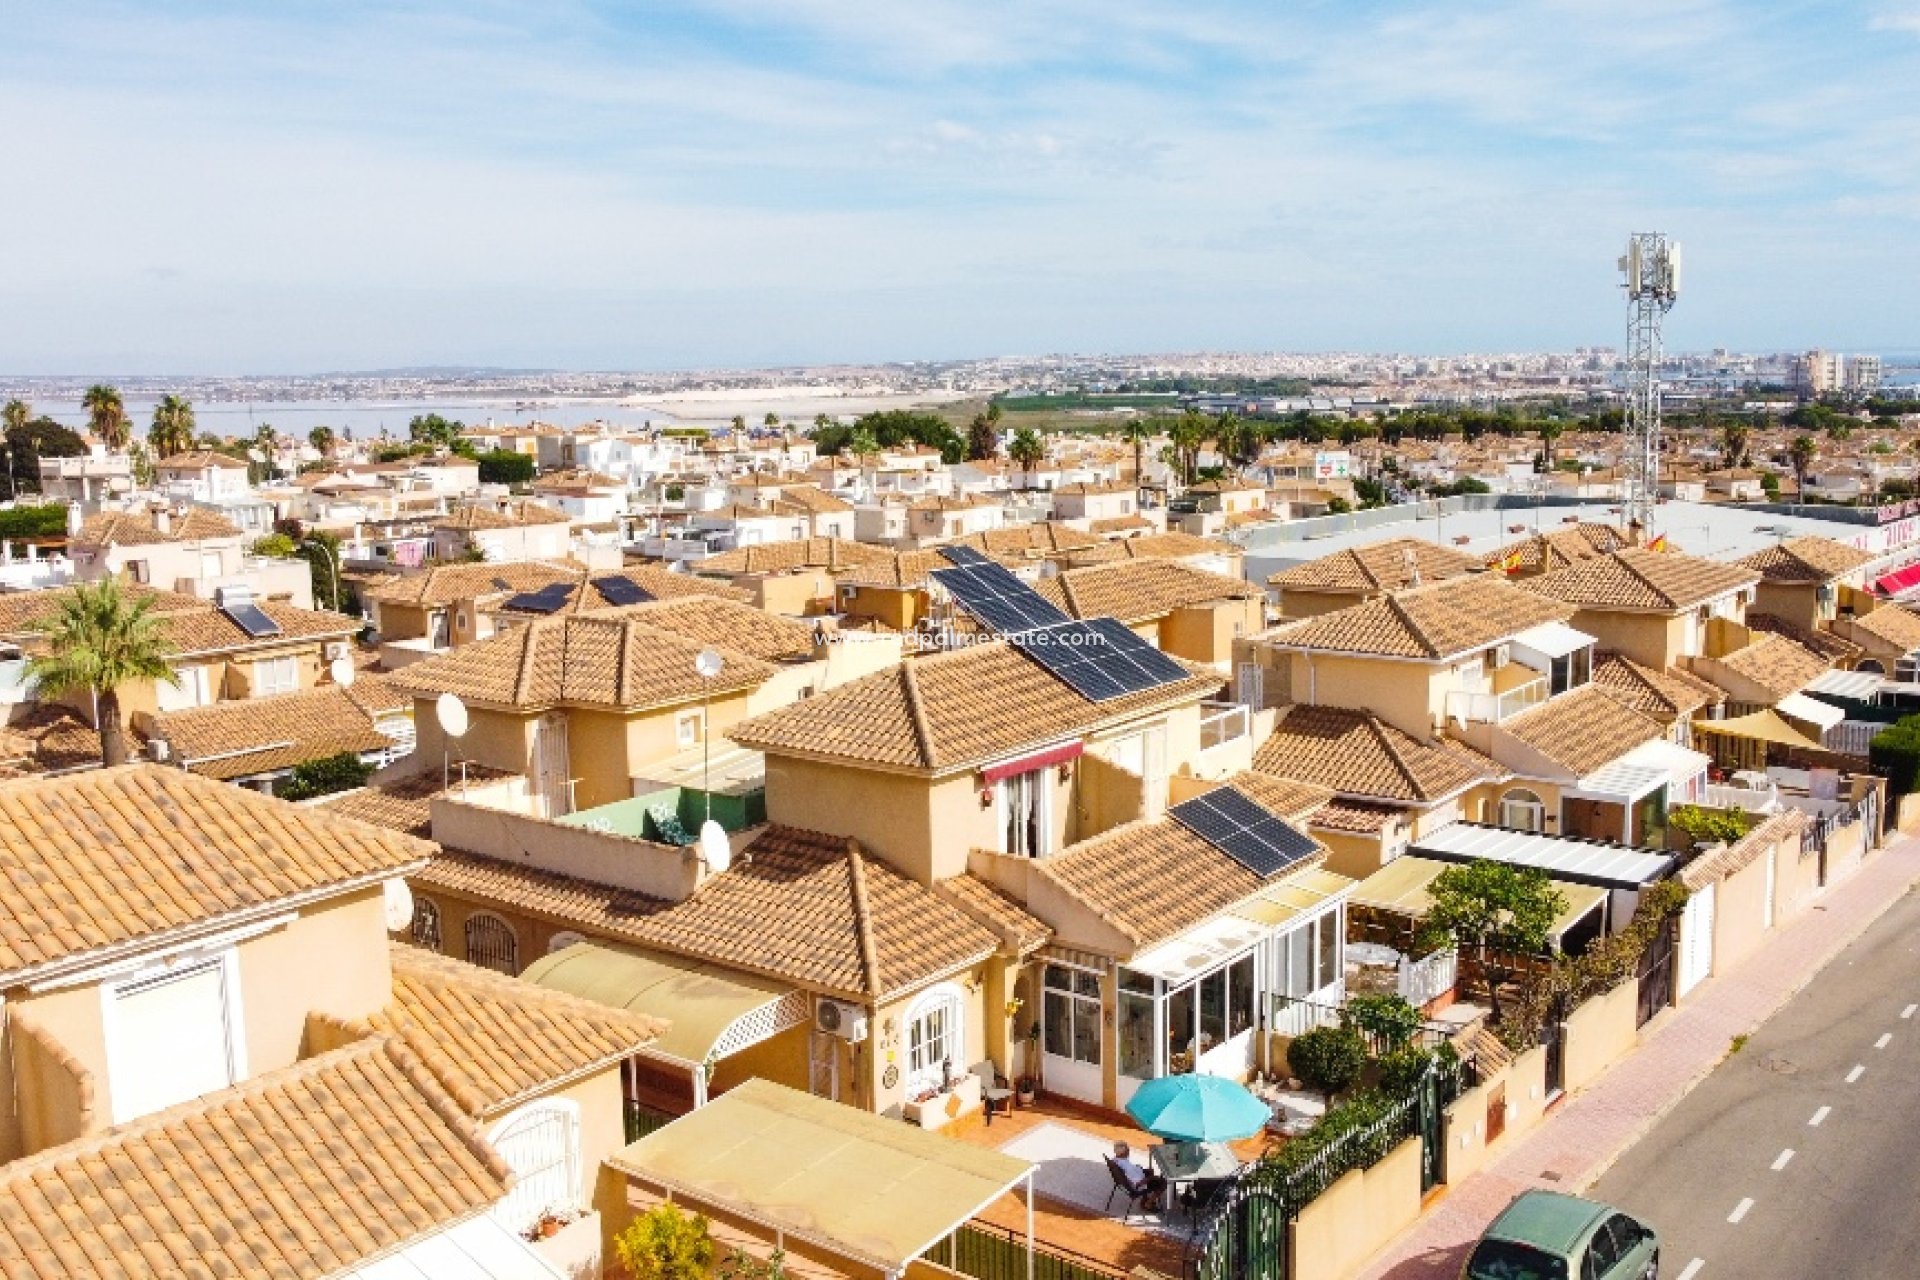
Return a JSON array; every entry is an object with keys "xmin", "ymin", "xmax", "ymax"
[{"xmin": 300, "ymin": 538, "xmax": 341, "ymax": 611}]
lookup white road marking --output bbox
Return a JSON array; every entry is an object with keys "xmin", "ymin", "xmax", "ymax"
[
  {"xmin": 1772, "ymin": 1148, "xmax": 1795, "ymax": 1171},
  {"xmin": 1847, "ymin": 1064, "xmax": 1866, "ymax": 1083},
  {"xmin": 1729, "ymin": 1197, "xmax": 1754, "ymax": 1224},
  {"xmin": 1904, "ymin": 1004, "xmax": 1917, "ymax": 1020},
  {"xmin": 1876, "ymin": 1033, "xmax": 1892, "ymax": 1049},
  {"xmin": 1676, "ymin": 1261, "xmax": 1705, "ymax": 1280},
  {"xmin": 1811, "ymin": 1106, "xmax": 1831, "ymax": 1126}
]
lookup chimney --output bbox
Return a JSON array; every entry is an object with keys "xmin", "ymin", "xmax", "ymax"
[{"xmin": 153, "ymin": 507, "xmax": 171, "ymax": 536}]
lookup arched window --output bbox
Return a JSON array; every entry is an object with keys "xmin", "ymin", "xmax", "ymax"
[
  {"xmin": 1498, "ymin": 788, "xmax": 1546, "ymax": 834},
  {"xmin": 465, "ymin": 913, "xmax": 519, "ymax": 975},
  {"xmin": 904, "ymin": 985, "xmax": 964, "ymax": 1098},
  {"xmin": 488, "ymin": 1099, "xmax": 581, "ymax": 1231},
  {"xmin": 546, "ymin": 930, "xmax": 587, "ymax": 956},
  {"xmin": 1857, "ymin": 659, "xmax": 1886, "ymax": 675},
  {"xmin": 409, "ymin": 896, "xmax": 442, "ymax": 952}
]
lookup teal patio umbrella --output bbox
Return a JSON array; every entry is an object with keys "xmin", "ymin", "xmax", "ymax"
[{"xmin": 1125, "ymin": 1074, "xmax": 1270, "ymax": 1143}]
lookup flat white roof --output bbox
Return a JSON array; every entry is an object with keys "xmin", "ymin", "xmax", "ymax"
[
  {"xmin": 1807, "ymin": 669, "xmax": 1883, "ymax": 702},
  {"xmin": 1568, "ymin": 739, "xmax": 1709, "ymax": 803},
  {"xmin": 1411, "ymin": 822, "xmax": 1675, "ymax": 888},
  {"xmin": 1512, "ymin": 621, "xmax": 1597, "ymax": 660},
  {"xmin": 1777, "ymin": 691, "xmax": 1846, "ymax": 731}
]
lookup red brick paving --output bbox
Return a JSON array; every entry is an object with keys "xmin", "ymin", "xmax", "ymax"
[{"xmin": 1355, "ymin": 834, "xmax": 1920, "ymax": 1280}]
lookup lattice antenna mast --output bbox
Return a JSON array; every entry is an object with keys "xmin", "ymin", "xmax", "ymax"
[{"xmin": 1619, "ymin": 232, "xmax": 1681, "ymax": 534}]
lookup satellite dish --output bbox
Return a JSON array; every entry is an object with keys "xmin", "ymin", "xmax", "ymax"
[
  {"xmin": 382, "ymin": 878, "xmax": 415, "ymax": 932},
  {"xmin": 435, "ymin": 691, "xmax": 469, "ymax": 738},
  {"xmin": 329, "ymin": 657, "xmax": 356, "ymax": 687},
  {"xmin": 699, "ymin": 820, "xmax": 731, "ymax": 874},
  {"xmin": 694, "ymin": 648, "xmax": 724, "ymax": 679},
  {"xmin": 247, "ymin": 448, "xmax": 265, "ymax": 463}
]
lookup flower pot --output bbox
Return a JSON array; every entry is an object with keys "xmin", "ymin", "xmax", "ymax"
[{"xmin": 539, "ymin": 1219, "xmax": 562, "ymax": 1239}]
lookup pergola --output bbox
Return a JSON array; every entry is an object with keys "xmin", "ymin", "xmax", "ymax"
[{"xmin": 608, "ymin": 1079, "xmax": 1037, "ymax": 1280}]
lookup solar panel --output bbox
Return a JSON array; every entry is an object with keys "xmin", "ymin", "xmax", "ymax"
[
  {"xmin": 1015, "ymin": 618, "xmax": 1190, "ymax": 702},
  {"xmin": 220, "ymin": 602, "xmax": 281, "ymax": 638},
  {"xmin": 504, "ymin": 581, "xmax": 575, "ymax": 614},
  {"xmin": 938, "ymin": 546, "xmax": 991, "ymax": 567},
  {"xmin": 1169, "ymin": 788, "xmax": 1320, "ymax": 878},
  {"xmin": 930, "ymin": 562, "xmax": 1071, "ymax": 634},
  {"xmin": 592, "ymin": 575, "xmax": 653, "ymax": 607}
]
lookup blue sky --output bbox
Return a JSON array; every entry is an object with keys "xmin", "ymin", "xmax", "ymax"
[{"xmin": 2, "ymin": 0, "xmax": 1917, "ymax": 373}]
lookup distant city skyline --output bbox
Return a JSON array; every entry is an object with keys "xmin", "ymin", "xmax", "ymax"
[{"xmin": 4, "ymin": 1, "xmax": 1918, "ymax": 374}]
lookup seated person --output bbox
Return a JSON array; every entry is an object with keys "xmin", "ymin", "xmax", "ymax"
[{"xmin": 1111, "ymin": 1141, "xmax": 1168, "ymax": 1211}]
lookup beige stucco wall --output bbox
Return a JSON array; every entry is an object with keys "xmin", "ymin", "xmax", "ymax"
[
  {"xmin": 869, "ymin": 967, "xmax": 991, "ymax": 1119},
  {"xmin": 763, "ymin": 756, "xmax": 942, "ymax": 882},
  {"xmin": 1162, "ymin": 599, "xmax": 1264, "ymax": 667},
  {"xmin": 1752, "ymin": 581, "xmax": 1823, "ymax": 633},
  {"xmin": 1276, "ymin": 587, "xmax": 1370, "ymax": 620},
  {"xmin": 1567, "ymin": 607, "xmax": 1689, "ymax": 670},
  {"xmin": 1711, "ymin": 846, "xmax": 1774, "ymax": 974},
  {"xmin": 709, "ymin": 1022, "xmax": 814, "ymax": 1100},
  {"xmin": 1291, "ymin": 1137, "xmax": 1422, "ymax": 1280},
  {"xmin": 1562, "ymin": 979, "xmax": 1639, "ymax": 1095},
  {"xmin": 413, "ymin": 699, "xmax": 540, "ymax": 778},
  {"xmin": 1289, "ymin": 652, "xmax": 1439, "ymax": 738},
  {"xmin": 1315, "ymin": 828, "xmax": 1393, "ymax": 881}
]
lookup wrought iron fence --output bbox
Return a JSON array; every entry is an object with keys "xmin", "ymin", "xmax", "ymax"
[{"xmin": 937, "ymin": 1220, "xmax": 1127, "ymax": 1280}]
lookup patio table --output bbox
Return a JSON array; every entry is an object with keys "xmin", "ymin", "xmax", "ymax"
[{"xmin": 1149, "ymin": 1141, "xmax": 1243, "ymax": 1224}]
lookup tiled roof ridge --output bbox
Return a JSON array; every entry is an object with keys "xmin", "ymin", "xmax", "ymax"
[
  {"xmin": 1380, "ymin": 592, "xmax": 1438, "ymax": 658},
  {"xmin": 1057, "ymin": 572, "xmax": 1084, "ymax": 617},
  {"xmin": 512, "ymin": 621, "xmax": 544, "ymax": 705},
  {"xmin": 1370, "ymin": 717, "xmax": 1434, "ymax": 799},
  {"xmin": 900, "ymin": 660, "xmax": 939, "ymax": 769},
  {"xmin": 843, "ymin": 839, "xmax": 884, "ymax": 1000}
]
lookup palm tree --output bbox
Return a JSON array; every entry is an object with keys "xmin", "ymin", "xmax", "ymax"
[
  {"xmin": 1788, "ymin": 436, "xmax": 1818, "ymax": 506},
  {"xmin": 82, "ymin": 384, "xmax": 129, "ymax": 450},
  {"xmin": 308, "ymin": 424, "xmax": 335, "ymax": 456},
  {"xmin": 1008, "ymin": 426, "xmax": 1046, "ymax": 472},
  {"xmin": 2, "ymin": 399, "xmax": 30, "ymax": 435},
  {"xmin": 1537, "ymin": 422, "xmax": 1563, "ymax": 472},
  {"xmin": 763, "ymin": 412, "xmax": 780, "ymax": 430},
  {"xmin": 252, "ymin": 423, "xmax": 281, "ymax": 480},
  {"xmin": 1119, "ymin": 419, "xmax": 1152, "ymax": 496},
  {"xmin": 148, "ymin": 395, "xmax": 196, "ymax": 458},
  {"xmin": 26, "ymin": 578, "xmax": 177, "ymax": 767},
  {"xmin": 1168, "ymin": 410, "xmax": 1210, "ymax": 486},
  {"xmin": 1719, "ymin": 420, "xmax": 1751, "ymax": 471}
]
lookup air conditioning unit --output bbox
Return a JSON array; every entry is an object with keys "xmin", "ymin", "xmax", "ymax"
[
  {"xmin": 1488, "ymin": 644, "xmax": 1511, "ymax": 669},
  {"xmin": 325, "ymin": 641, "xmax": 349, "ymax": 661},
  {"xmin": 814, "ymin": 997, "xmax": 869, "ymax": 1042}
]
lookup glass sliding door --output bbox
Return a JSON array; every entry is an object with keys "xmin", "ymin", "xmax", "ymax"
[
  {"xmin": 1041, "ymin": 964, "xmax": 1103, "ymax": 1103},
  {"xmin": 1117, "ymin": 968, "xmax": 1158, "ymax": 1107}
]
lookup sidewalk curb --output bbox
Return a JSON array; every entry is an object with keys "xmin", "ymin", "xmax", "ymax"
[{"xmin": 1563, "ymin": 849, "xmax": 1920, "ymax": 1193}]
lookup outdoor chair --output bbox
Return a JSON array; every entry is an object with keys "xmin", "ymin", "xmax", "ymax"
[
  {"xmin": 972, "ymin": 1062, "xmax": 1014, "ymax": 1125},
  {"xmin": 1103, "ymin": 1156, "xmax": 1158, "ymax": 1222}
]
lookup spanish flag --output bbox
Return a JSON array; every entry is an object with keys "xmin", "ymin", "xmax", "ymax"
[
  {"xmin": 1498, "ymin": 545, "xmax": 1525, "ymax": 573},
  {"xmin": 1648, "ymin": 533, "xmax": 1669, "ymax": 553}
]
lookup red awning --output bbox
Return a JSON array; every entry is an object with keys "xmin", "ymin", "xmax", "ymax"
[
  {"xmin": 980, "ymin": 741, "xmax": 1084, "ymax": 785},
  {"xmin": 1874, "ymin": 562, "xmax": 1920, "ymax": 596}
]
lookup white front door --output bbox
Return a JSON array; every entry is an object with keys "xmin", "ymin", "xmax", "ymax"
[
  {"xmin": 1679, "ymin": 883, "xmax": 1716, "ymax": 996},
  {"xmin": 1042, "ymin": 964, "xmax": 1103, "ymax": 1103},
  {"xmin": 532, "ymin": 713, "xmax": 572, "ymax": 818}
]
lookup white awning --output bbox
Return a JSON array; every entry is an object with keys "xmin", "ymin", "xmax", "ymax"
[
  {"xmin": 1776, "ymin": 692, "xmax": 1846, "ymax": 732},
  {"xmin": 1127, "ymin": 870, "xmax": 1354, "ymax": 983},
  {"xmin": 1411, "ymin": 822, "xmax": 1675, "ymax": 889},
  {"xmin": 1569, "ymin": 738, "xmax": 1710, "ymax": 802},
  {"xmin": 1511, "ymin": 621, "xmax": 1598, "ymax": 660},
  {"xmin": 1807, "ymin": 669, "xmax": 1883, "ymax": 702}
]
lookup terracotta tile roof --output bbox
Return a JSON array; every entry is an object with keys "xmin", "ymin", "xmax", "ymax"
[
  {"xmin": 729, "ymin": 639, "xmax": 1222, "ymax": 774},
  {"xmin": 1252, "ymin": 705, "xmax": 1501, "ymax": 802},
  {"xmin": 318, "ymin": 766, "xmax": 521, "ymax": 838},
  {"xmin": 696, "ymin": 536, "xmax": 894, "ymax": 576},
  {"xmin": 368, "ymin": 944, "xmax": 665, "ymax": 1118},
  {"xmin": 390, "ymin": 610, "xmax": 778, "ymax": 710},
  {"xmin": 1481, "ymin": 523, "xmax": 1627, "ymax": 575},
  {"xmin": 147, "ymin": 676, "xmax": 409, "ymax": 780},
  {"xmin": 1841, "ymin": 602, "xmax": 1920, "ymax": 651},
  {"xmin": 418, "ymin": 827, "xmax": 1001, "ymax": 1001},
  {"xmin": 957, "ymin": 522, "xmax": 1103, "ymax": 557},
  {"xmin": 1735, "ymin": 536, "xmax": 1876, "ymax": 583},
  {"xmin": 934, "ymin": 874, "xmax": 1054, "ymax": 954},
  {"xmin": 1745, "ymin": 611, "xmax": 1861, "ymax": 664},
  {"xmin": 1309, "ymin": 799, "xmax": 1404, "ymax": 834},
  {"xmin": 1499, "ymin": 683, "xmax": 1666, "ymax": 776},
  {"xmin": 0, "ymin": 765, "xmax": 434, "ymax": 982},
  {"xmin": 1592, "ymin": 652, "xmax": 1722, "ymax": 721},
  {"xmin": 434, "ymin": 499, "xmax": 569, "ymax": 530},
  {"xmin": 533, "ymin": 468, "xmax": 625, "ymax": 490},
  {"xmin": 75, "ymin": 506, "xmax": 242, "ymax": 546},
  {"xmin": 770, "ymin": 483, "xmax": 854, "ymax": 514},
  {"xmin": 0, "ymin": 705, "xmax": 102, "ymax": 773},
  {"xmin": 1264, "ymin": 574, "xmax": 1574, "ymax": 660},
  {"xmin": 364, "ymin": 558, "xmax": 585, "ymax": 606},
  {"xmin": 1268, "ymin": 538, "xmax": 1482, "ymax": 594},
  {"xmin": 1701, "ymin": 633, "xmax": 1831, "ymax": 700},
  {"xmin": 0, "ymin": 1036, "xmax": 508, "ymax": 1279},
  {"xmin": 1034, "ymin": 778, "xmax": 1327, "ymax": 950},
  {"xmin": 492, "ymin": 565, "xmax": 752, "ymax": 617},
  {"xmin": 161, "ymin": 599, "xmax": 362, "ymax": 656},
  {"xmin": 152, "ymin": 448, "xmax": 248, "ymax": 471},
  {"xmin": 1064, "ymin": 531, "xmax": 1236, "ymax": 564},
  {"xmin": 1035, "ymin": 560, "xmax": 1262, "ymax": 623},
  {"xmin": 1220, "ymin": 772, "xmax": 1335, "ymax": 823},
  {"xmin": 833, "ymin": 547, "xmax": 1024, "ymax": 589},
  {"xmin": 1522, "ymin": 548, "xmax": 1760, "ymax": 612},
  {"xmin": 1088, "ymin": 514, "xmax": 1155, "ymax": 534},
  {"xmin": 608, "ymin": 595, "xmax": 818, "ymax": 663}
]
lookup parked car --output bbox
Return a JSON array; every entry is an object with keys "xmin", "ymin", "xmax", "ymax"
[{"xmin": 1462, "ymin": 1190, "xmax": 1659, "ymax": 1280}]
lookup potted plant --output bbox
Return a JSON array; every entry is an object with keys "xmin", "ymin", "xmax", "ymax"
[{"xmin": 1015, "ymin": 1075, "xmax": 1037, "ymax": 1106}]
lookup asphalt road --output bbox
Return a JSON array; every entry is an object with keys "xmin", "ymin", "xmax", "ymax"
[{"xmin": 1591, "ymin": 883, "xmax": 1920, "ymax": 1280}]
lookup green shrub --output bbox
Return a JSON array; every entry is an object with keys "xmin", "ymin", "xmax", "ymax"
[
  {"xmin": 614, "ymin": 1203, "xmax": 714, "ymax": 1280},
  {"xmin": 250, "ymin": 532, "xmax": 297, "ymax": 559},
  {"xmin": 1343, "ymin": 994, "xmax": 1422, "ymax": 1052},
  {"xmin": 1287, "ymin": 1025, "xmax": 1367, "ymax": 1103},
  {"xmin": 478, "ymin": 449, "xmax": 535, "ymax": 485},
  {"xmin": 1671, "ymin": 804, "xmax": 1755, "ymax": 844},
  {"xmin": 277, "ymin": 751, "xmax": 374, "ymax": 802},
  {"xmin": 1870, "ymin": 715, "xmax": 1920, "ymax": 797}
]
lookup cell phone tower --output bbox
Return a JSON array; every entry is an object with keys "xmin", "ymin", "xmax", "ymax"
[{"xmin": 1618, "ymin": 232, "xmax": 1681, "ymax": 534}]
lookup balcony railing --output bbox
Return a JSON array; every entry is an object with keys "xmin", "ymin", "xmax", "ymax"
[
  {"xmin": 1446, "ymin": 675, "xmax": 1549, "ymax": 725},
  {"xmin": 1702, "ymin": 781, "xmax": 1779, "ymax": 814},
  {"xmin": 1199, "ymin": 701, "xmax": 1251, "ymax": 751}
]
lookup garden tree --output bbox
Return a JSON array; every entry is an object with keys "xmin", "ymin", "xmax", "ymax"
[
  {"xmin": 1, "ymin": 399, "xmax": 29, "ymax": 435},
  {"xmin": 1342, "ymin": 993, "xmax": 1422, "ymax": 1051},
  {"xmin": 1167, "ymin": 410, "xmax": 1210, "ymax": 485},
  {"xmin": 1286, "ymin": 1025, "xmax": 1367, "ymax": 1104},
  {"xmin": 148, "ymin": 395, "xmax": 196, "ymax": 457},
  {"xmin": 615, "ymin": 1203, "xmax": 715, "ymax": 1280},
  {"xmin": 0, "ymin": 505, "xmax": 69, "ymax": 541},
  {"xmin": 1417, "ymin": 860, "xmax": 1566, "ymax": 1025},
  {"xmin": 1760, "ymin": 471, "xmax": 1781, "ymax": 500},
  {"xmin": 82, "ymin": 384, "xmax": 130, "ymax": 450},
  {"xmin": 250, "ymin": 532, "xmax": 298, "ymax": 559},
  {"xmin": 308, "ymin": 424, "xmax": 335, "ymax": 456},
  {"xmin": 407, "ymin": 412, "xmax": 464, "ymax": 449},
  {"xmin": 477, "ymin": 449, "xmax": 535, "ymax": 485},
  {"xmin": 763, "ymin": 411, "xmax": 779, "ymax": 430},
  {"xmin": 1119, "ymin": 419, "xmax": 1152, "ymax": 493},
  {"xmin": 5, "ymin": 417, "xmax": 87, "ymax": 494},
  {"xmin": 251, "ymin": 424, "xmax": 281, "ymax": 482},
  {"xmin": 844, "ymin": 427, "xmax": 880, "ymax": 459},
  {"xmin": 25, "ymin": 577, "xmax": 177, "ymax": 768},
  {"xmin": 965, "ymin": 414, "xmax": 999, "ymax": 461},
  {"xmin": 126, "ymin": 442, "xmax": 155, "ymax": 489},
  {"xmin": 730, "ymin": 414, "xmax": 746, "ymax": 434},
  {"xmin": 1719, "ymin": 419, "xmax": 1751, "ymax": 470},
  {"xmin": 1007, "ymin": 425, "xmax": 1046, "ymax": 471},
  {"xmin": 986, "ymin": 400, "xmax": 1004, "ymax": 426},
  {"xmin": 300, "ymin": 529, "xmax": 346, "ymax": 611},
  {"xmin": 276, "ymin": 751, "xmax": 374, "ymax": 802},
  {"xmin": 1537, "ymin": 421, "xmax": 1563, "ymax": 471}
]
